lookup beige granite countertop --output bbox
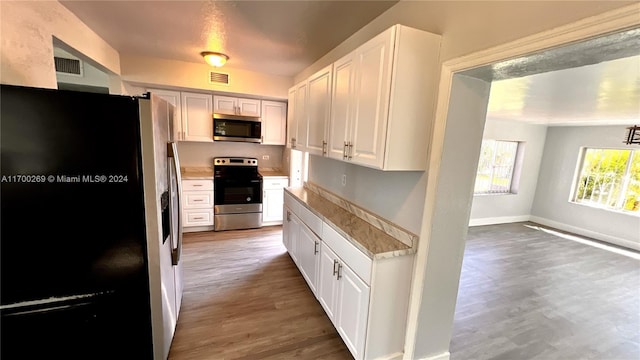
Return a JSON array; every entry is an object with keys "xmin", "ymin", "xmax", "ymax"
[
  {"xmin": 285, "ymin": 186, "xmax": 415, "ymax": 259},
  {"xmin": 181, "ymin": 167, "xmax": 213, "ymax": 180},
  {"xmin": 259, "ymin": 168, "xmax": 288, "ymax": 177}
]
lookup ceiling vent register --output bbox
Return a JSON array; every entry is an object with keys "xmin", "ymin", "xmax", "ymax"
[
  {"xmin": 54, "ymin": 57, "xmax": 83, "ymax": 76},
  {"xmin": 209, "ymin": 71, "xmax": 229, "ymax": 85}
]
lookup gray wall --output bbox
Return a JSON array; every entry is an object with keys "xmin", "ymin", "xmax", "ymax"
[
  {"xmin": 307, "ymin": 155, "xmax": 426, "ymax": 235},
  {"xmin": 531, "ymin": 125, "xmax": 640, "ymax": 249},
  {"xmin": 177, "ymin": 142, "xmax": 285, "ymax": 169},
  {"xmin": 470, "ymin": 119, "xmax": 547, "ymax": 225}
]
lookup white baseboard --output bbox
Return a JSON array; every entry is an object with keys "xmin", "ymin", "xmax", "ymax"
[
  {"xmin": 468, "ymin": 215, "xmax": 530, "ymax": 227},
  {"xmin": 415, "ymin": 351, "xmax": 450, "ymax": 360},
  {"xmin": 183, "ymin": 225, "xmax": 214, "ymax": 233},
  {"xmin": 529, "ymin": 216, "xmax": 640, "ymax": 251}
]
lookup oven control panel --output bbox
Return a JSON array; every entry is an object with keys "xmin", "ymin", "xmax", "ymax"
[{"xmin": 214, "ymin": 157, "xmax": 258, "ymax": 166}]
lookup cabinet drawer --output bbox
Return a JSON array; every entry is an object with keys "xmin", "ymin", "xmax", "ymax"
[
  {"xmin": 183, "ymin": 191, "xmax": 213, "ymax": 209},
  {"xmin": 263, "ymin": 177, "xmax": 288, "ymax": 190},
  {"xmin": 322, "ymin": 222, "xmax": 372, "ymax": 285},
  {"xmin": 182, "ymin": 179, "xmax": 213, "ymax": 191},
  {"xmin": 183, "ymin": 209, "xmax": 214, "ymax": 227},
  {"xmin": 298, "ymin": 203, "xmax": 323, "ymax": 237},
  {"xmin": 284, "ymin": 191, "xmax": 300, "ymax": 215}
]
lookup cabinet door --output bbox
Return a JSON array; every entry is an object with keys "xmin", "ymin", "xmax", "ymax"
[
  {"xmin": 286, "ymin": 211, "xmax": 301, "ymax": 264},
  {"xmin": 350, "ymin": 27, "xmax": 394, "ymax": 168},
  {"xmin": 238, "ymin": 98, "xmax": 261, "ymax": 117},
  {"xmin": 261, "ymin": 101, "xmax": 287, "ymax": 145},
  {"xmin": 318, "ymin": 243, "xmax": 339, "ymax": 324},
  {"xmin": 213, "ymin": 95, "xmax": 237, "ymax": 115},
  {"xmin": 336, "ymin": 262, "xmax": 370, "ymax": 360},
  {"xmin": 328, "ymin": 53, "xmax": 355, "ymax": 161},
  {"xmin": 148, "ymin": 89, "xmax": 183, "ymax": 141},
  {"xmin": 286, "ymin": 87, "xmax": 296, "ymax": 149},
  {"xmin": 181, "ymin": 92, "xmax": 213, "ymax": 142},
  {"xmin": 306, "ymin": 65, "xmax": 332, "ymax": 156},
  {"xmin": 293, "ymin": 81, "xmax": 308, "ymax": 151},
  {"xmin": 263, "ymin": 188, "xmax": 284, "ymax": 223},
  {"xmin": 297, "ymin": 224, "xmax": 321, "ymax": 296}
]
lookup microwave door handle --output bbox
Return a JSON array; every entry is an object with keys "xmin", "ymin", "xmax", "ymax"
[{"xmin": 168, "ymin": 142, "xmax": 183, "ymax": 265}]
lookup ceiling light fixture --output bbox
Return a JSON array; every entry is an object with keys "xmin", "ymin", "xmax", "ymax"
[{"xmin": 201, "ymin": 51, "xmax": 229, "ymax": 67}]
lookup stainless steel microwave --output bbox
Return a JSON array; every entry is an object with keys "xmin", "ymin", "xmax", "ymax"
[{"xmin": 213, "ymin": 113, "xmax": 262, "ymax": 143}]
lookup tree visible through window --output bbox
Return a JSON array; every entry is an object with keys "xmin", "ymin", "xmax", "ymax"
[
  {"xmin": 573, "ymin": 148, "xmax": 640, "ymax": 213},
  {"xmin": 474, "ymin": 140, "xmax": 519, "ymax": 194}
]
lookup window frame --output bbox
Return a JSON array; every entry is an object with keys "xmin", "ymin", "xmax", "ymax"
[
  {"xmin": 570, "ymin": 147, "xmax": 640, "ymax": 215},
  {"xmin": 474, "ymin": 139, "xmax": 522, "ymax": 196}
]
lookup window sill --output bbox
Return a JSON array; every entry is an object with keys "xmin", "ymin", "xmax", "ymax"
[{"xmin": 569, "ymin": 201, "xmax": 640, "ymax": 217}]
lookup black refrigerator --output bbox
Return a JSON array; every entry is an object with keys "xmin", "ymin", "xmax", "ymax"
[{"xmin": 0, "ymin": 84, "xmax": 184, "ymax": 359}]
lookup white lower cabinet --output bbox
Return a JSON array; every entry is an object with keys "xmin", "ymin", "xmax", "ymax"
[
  {"xmin": 335, "ymin": 260, "xmax": 370, "ymax": 359},
  {"xmin": 182, "ymin": 179, "xmax": 214, "ymax": 232},
  {"xmin": 283, "ymin": 191, "xmax": 414, "ymax": 360},
  {"xmin": 297, "ymin": 223, "xmax": 321, "ymax": 295},
  {"xmin": 263, "ymin": 176, "xmax": 289, "ymax": 225}
]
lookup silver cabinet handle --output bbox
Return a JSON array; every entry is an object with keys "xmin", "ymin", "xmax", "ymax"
[
  {"xmin": 193, "ymin": 199, "xmax": 203, "ymax": 202},
  {"xmin": 343, "ymin": 141, "xmax": 347, "ymax": 159},
  {"xmin": 314, "ymin": 241, "xmax": 319, "ymax": 255},
  {"xmin": 193, "ymin": 217, "xmax": 204, "ymax": 220},
  {"xmin": 322, "ymin": 140, "xmax": 327, "ymax": 155},
  {"xmin": 286, "ymin": 210, "xmax": 291, "ymax": 222},
  {"xmin": 337, "ymin": 263, "xmax": 343, "ymax": 280},
  {"xmin": 291, "ymin": 137, "xmax": 296, "ymax": 148},
  {"xmin": 193, "ymin": 184, "xmax": 203, "ymax": 187},
  {"xmin": 348, "ymin": 141, "xmax": 353, "ymax": 160},
  {"xmin": 333, "ymin": 259, "xmax": 339, "ymax": 276}
]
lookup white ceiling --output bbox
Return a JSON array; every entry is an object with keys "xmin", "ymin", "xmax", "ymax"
[
  {"xmin": 487, "ymin": 54, "xmax": 640, "ymax": 126},
  {"xmin": 59, "ymin": 0, "xmax": 397, "ymax": 77},
  {"xmin": 59, "ymin": 1, "xmax": 638, "ymax": 126}
]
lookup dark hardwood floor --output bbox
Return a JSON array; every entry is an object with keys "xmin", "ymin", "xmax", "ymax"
[
  {"xmin": 168, "ymin": 226, "xmax": 351, "ymax": 360},
  {"xmin": 169, "ymin": 222, "xmax": 639, "ymax": 360},
  {"xmin": 451, "ymin": 222, "xmax": 640, "ymax": 360}
]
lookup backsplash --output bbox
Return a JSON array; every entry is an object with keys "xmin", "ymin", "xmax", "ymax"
[{"xmin": 177, "ymin": 141, "xmax": 284, "ymax": 168}]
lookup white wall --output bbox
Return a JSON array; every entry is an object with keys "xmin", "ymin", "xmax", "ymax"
[
  {"xmin": 531, "ymin": 125, "xmax": 640, "ymax": 250},
  {"xmin": 0, "ymin": 1, "xmax": 120, "ymax": 88},
  {"xmin": 120, "ymin": 54, "xmax": 292, "ymax": 100},
  {"xmin": 469, "ymin": 119, "xmax": 547, "ymax": 225},
  {"xmin": 177, "ymin": 142, "xmax": 284, "ymax": 169},
  {"xmin": 308, "ymin": 155, "xmax": 426, "ymax": 234}
]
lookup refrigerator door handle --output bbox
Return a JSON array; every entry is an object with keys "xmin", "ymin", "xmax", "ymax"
[{"xmin": 168, "ymin": 142, "xmax": 183, "ymax": 266}]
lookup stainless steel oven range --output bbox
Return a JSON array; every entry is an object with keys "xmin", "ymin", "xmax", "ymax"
[{"xmin": 213, "ymin": 157, "xmax": 262, "ymax": 231}]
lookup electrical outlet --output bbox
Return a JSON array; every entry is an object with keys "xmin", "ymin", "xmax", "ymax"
[
  {"xmin": 262, "ymin": 155, "xmax": 270, "ymax": 160},
  {"xmin": 341, "ymin": 174, "xmax": 347, "ymax": 186}
]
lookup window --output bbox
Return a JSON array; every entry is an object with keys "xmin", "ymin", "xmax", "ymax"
[
  {"xmin": 474, "ymin": 140, "xmax": 520, "ymax": 194},
  {"xmin": 572, "ymin": 148, "xmax": 640, "ymax": 213}
]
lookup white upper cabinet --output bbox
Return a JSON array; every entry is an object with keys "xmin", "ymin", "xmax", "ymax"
[
  {"xmin": 350, "ymin": 28, "xmax": 394, "ymax": 169},
  {"xmin": 286, "ymin": 86, "xmax": 297, "ymax": 149},
  {"xmin": 261, "ymin": 101, "xmax": 287, "ymax": 145},
  {"xmin": 328, "ymin": 53, "xmax": 355, "ymax": 161},
  {"xmin": 293, "ymin": 81, "xmax": 308, "ymax": 151},
  {"xmin": 305, "ymin": 65, "xmax": 333, "ymax": 156},
  {"xmin": 147, "ymin": 88, "xmax": 182, "ymax": 141},
  {"xmin": 213, "ymin": 95, "xmax": 261, "ymax": 117},
  {"xmin": 330, "ymin": 25, "xmax": 441, "ymax": 170},
  {"xmin": 237, "ymin": 98, "xmax": 261, "ymax": 117},
  {"xmin": 181, "ymin": 92, "xmax": 214, "ymax": 142}
]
